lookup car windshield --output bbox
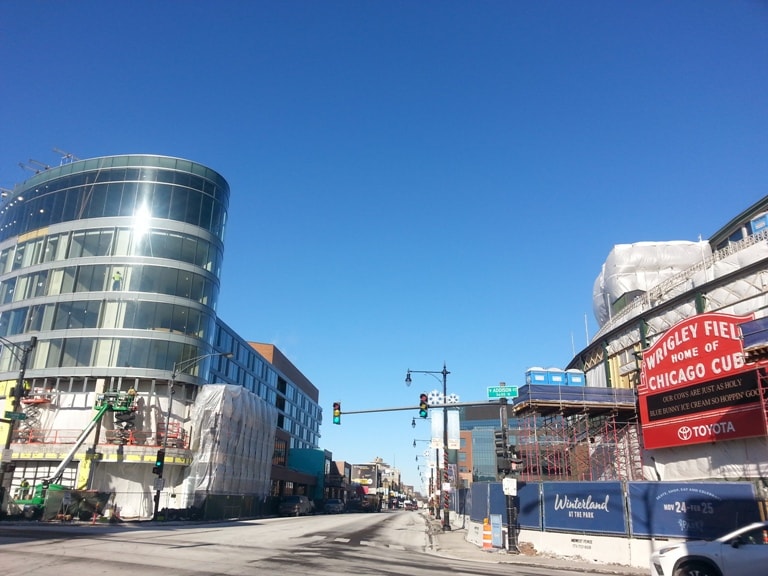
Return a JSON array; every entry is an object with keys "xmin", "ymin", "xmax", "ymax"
[
  {"xmin": 282, "ymin": 496, "xmax": 300, "ymax": 503},
  {"xmin": 715, "ymin": 522, "xmax": 767, "ymax": 543}
]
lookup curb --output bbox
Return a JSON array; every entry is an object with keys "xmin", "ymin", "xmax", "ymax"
[{"xmin": 424, "ymin": 516, "xmax": 646, "ymax": 576}]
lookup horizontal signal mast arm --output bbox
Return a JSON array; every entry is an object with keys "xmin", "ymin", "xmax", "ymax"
[{"xmin": 340, "ymin": 399, "xmax": 505, "ymax": 415}]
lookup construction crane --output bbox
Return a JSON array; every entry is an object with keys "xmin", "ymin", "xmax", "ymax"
[
  {"xmin": 18, "ymin": 162, "xmax": 41, "ymax": 175},
  {"xmin": 52, "ymin": 148, "xmax": 79, "ymax": 165},
  {"xmin": 28, "ymin": 159, "xmax": 50, "ymax": 171}
]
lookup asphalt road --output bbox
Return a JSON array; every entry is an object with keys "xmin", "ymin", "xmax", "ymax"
[{"xmin": 0, "ymin": 511, "xmax": 634, "ymax": 576}]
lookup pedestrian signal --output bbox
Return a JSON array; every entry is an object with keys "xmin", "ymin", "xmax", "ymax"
[
  {"xmin": 419, "ymin": 393, "xmax": 429, "ymax": 418},
  {"xmin": 332, "ymin": 402, "xmax": 341, "ymax": 425}
]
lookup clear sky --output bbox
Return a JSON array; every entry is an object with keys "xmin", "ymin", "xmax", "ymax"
[{"xmin": 1, "ymin": 1, "xmax": 767, "ymax": 492}]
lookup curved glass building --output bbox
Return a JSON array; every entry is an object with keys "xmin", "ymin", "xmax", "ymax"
[
  {"xmin": 0, "ymin": 155, "xmax": 321, "ymax": 519},
  {"xmin": 0, "ymin": 154, "xmax": 227, "ymax": 379}
]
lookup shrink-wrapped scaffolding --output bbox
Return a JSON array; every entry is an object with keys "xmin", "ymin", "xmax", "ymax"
[
  {"xmin": 185, "ymin": 384, "xmax": 277, "ymax": 501},
  {"xmin": 592, "ymin": 241, "xmax": 711, "ymax": 327}
]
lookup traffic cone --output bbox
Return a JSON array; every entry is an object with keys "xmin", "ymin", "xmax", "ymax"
[{"xmin": 482, "ymin": 517, "xmax": 493, "ymax": 550}]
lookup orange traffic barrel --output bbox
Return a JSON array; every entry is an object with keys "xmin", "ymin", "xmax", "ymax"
[{"xmin": 482, "ymin": 517, "xmax": 493, "ymax": 550}]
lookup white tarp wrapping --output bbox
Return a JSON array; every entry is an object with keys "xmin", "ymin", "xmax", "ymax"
[
  {"xmin": 593, "ymin": 241, "xmax": 712, "ymax": 326},
  {"xmin": 184, "ymin": 384, "xmax": 277, "ymax": 504},
  {"xmin": 643, "ymin": 437, "xmax": 768, "ymax": 482},
  {"xmin": 87, "ymin": 384, "xmax": 278, "ymax": 520},
  {"xmin": 90, "ymin": 462, "xmax": 160, "ymax": 520}
]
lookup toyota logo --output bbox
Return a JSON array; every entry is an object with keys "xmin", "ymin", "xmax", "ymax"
[{"xmin": 678, "ymin": 426, "xmax": 693, "ymax": 441}]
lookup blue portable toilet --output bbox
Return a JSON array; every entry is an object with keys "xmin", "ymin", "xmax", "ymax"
[
  {"xmin": 525, "ymin": 367, "xmax": 550, "ymax": 385},
  {"xmin": 565, "ymin": 369, "xmax": 585, "ymax": 386}
]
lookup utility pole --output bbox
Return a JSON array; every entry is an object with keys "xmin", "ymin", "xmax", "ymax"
[{"xmin": 0, "ymin": 336, "xmax": 38, "ymax": 510}]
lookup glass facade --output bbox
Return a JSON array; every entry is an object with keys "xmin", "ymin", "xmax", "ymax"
[
  {"xmin": 0, "ymin": 155, "xmax": 227, "ymax": 379},
  {"xmin": 0, "ymin": 155, "xmax": 229, "ymax": 243},
  {"xmin": 0, "ymin": 154, "xmax": 319, "ymax": 451},
  {"xmin": 459, "ymin": 406, "xmax": 523, "ymax": 484},
  {"xmin": 213, "ymin": 322, "xmax": 321, "ymax": 450},
  {"xmin": 470, "ymin": 427, "xmax": 498, "ymax": 482}
]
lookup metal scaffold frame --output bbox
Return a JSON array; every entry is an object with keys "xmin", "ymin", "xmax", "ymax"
[{"xmin": 511, "ymin": 388, "xmax": 642, "ymax": 482}]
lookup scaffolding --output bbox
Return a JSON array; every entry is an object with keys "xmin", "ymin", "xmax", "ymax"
[
  {"xmin": 157, "ymin": 421, "xmax": 187, "ymax": 448},
  {"xmin": 510, "ymin": 384, "xmax": 642, "ymax": 482},
  {"xmin": 18, "ymin": 387, "xmax": 56, "ymax": 442}
]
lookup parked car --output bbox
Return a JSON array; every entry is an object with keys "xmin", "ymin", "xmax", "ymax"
[
  {"xmin": 278, "ymin": 495, "xmax": 313, "ymax": 517},
  {"xmin": 323, "ymin": 498, "xmax": 344, "ymax": 514},
  {"xmin": 650, "ymin": 520, "xmax": 768, "ymax": 576}
]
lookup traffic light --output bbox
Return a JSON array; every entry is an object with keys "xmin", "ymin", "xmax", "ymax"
[
  {"xmin": 152, "ymin": 449, "xmax": 166, "ymax": 476},
  {"xmin": 332, "ymin": 402, "xmax": 341, "ymax": 425},
  {"xmin": 495, "ymin": 429, "xmax": 509, "ymax": 476},
  {"xmin": 494, "ymin": 430, "xmax": 508, "ymax": 458},
  {"xmin": 418, "ymin": 393, "xmax": 429, "ymax": 418}
]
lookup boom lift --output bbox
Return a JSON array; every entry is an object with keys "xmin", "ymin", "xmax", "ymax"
[{"xmin": 13, "ymin": 391, "xmax": 136, "ymax": 518}]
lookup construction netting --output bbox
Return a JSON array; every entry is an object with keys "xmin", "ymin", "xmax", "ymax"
[
  {"xmin": 592, "ymin": 240, "xmax": 712, "ymax": 327},
  {"xmin": 183, "ymin": 384, "xmax": 277, "ymax": 505}
]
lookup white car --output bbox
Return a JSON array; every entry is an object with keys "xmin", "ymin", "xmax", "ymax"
[{"xmin": 650, "ymin": 520, "xmax": 768, "ymax": 576}]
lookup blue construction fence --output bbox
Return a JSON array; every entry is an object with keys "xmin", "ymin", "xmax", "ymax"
[{"xmin": 453, "ymin": 480, "xmax": 763, "ymax": 540}]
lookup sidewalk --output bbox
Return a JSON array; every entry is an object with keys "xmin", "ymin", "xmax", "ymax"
[{"xmin": 425, "ymin": 517, "xmax": 647, "ymax": 576}]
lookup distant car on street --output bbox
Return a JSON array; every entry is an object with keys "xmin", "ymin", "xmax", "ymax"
[
  {"xmin": 323, "ymin": 498, "xmax": 344, "ymax": 514},
  {"xmin": 278, "ymin": 495, "xmax": 313, "ymax": 517},
  {"xmin": 650, "ymin": 520, "xmax": 768, "ymax": 576}
]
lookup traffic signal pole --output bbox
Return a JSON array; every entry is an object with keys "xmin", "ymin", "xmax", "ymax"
[{"xmin": 499, "ymin": 397, "xmax": 520, "ymax": 554}]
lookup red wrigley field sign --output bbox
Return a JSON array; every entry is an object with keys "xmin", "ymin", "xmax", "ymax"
[{"xmin": 638, "ymin": 313, "xmax": 767, "ymax": 450}]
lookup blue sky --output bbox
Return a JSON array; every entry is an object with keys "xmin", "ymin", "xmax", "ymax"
[{"xmin": 1, "ymin": 1, "xmax": 767, "ymax": 491}]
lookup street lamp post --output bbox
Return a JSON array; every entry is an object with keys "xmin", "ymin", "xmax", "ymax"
[
  {"xmin": 152, "ymin": 350, "xmax": 232, "ymax": 521},
  {"xmin": 405, "ymin": 363, "xmax": 451, "ymax": 531},
  {"xmin": 429, "ymin": 468, "xmax": 435, "ymax": 513},
  {"xmin": 0, "ymin": 335, "xmax": 38, "ymax": 507},
  {"xmin": 413, "ymin": 438, "xmax": 435, "ymax": 517}
]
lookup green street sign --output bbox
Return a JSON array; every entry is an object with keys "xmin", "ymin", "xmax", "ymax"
[
  {"xmin": 4, "ymin": 411, "xmax": 26, "ymax": 421},
  {"xmin": 487, "ymin": 386, "xmax": 518, "ymax": 399}
]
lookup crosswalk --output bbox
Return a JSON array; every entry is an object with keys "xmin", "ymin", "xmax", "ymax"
[{"xmin": 330, "ymin": 536, "xmax": 406, "ymax": 550}]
